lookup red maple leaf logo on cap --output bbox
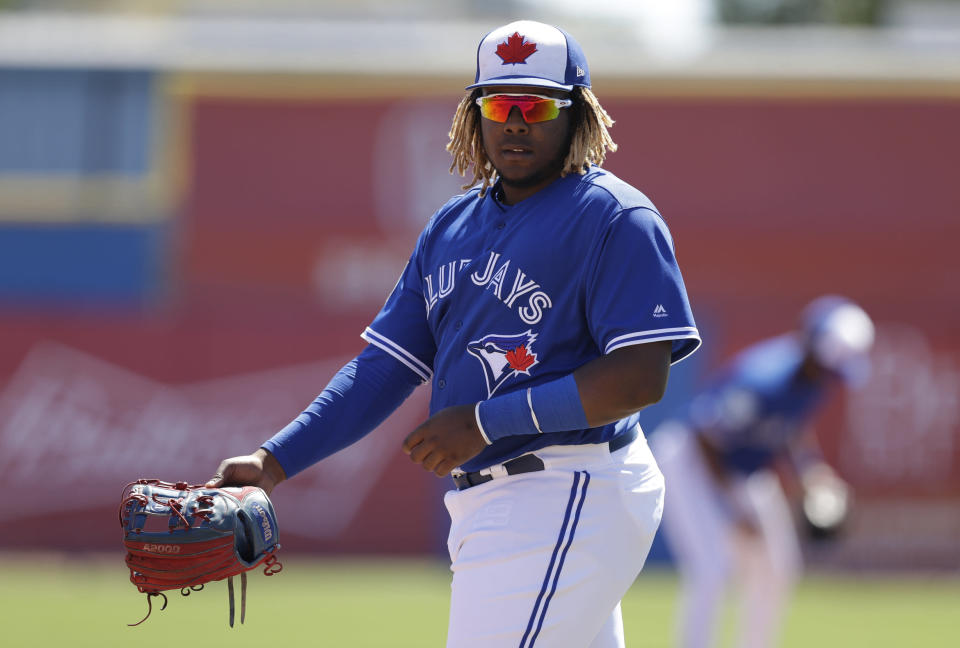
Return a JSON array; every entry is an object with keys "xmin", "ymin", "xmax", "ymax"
[{"xmin": 496, "ymin": 32, "xmax": 537, "ymax": 64}]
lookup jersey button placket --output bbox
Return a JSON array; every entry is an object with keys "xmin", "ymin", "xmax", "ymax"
[
  {"xmin": 487, "ymin": 221, "xmax": 506, "ymax": 250},
  {"xmin": 437, "ymin": 379, "xmax": 447, "ymax": 389}
]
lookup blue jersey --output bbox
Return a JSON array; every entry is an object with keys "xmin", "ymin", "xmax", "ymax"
[
  {"xmin": 363, "ymin": 168, "xmax": 700, "ymax": 472},
  {"xmin": 686, "ymin": 335, "xmax": 827, "ymax": 474}
]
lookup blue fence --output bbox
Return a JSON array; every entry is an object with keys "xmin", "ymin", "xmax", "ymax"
[{"xmin": 0, "ymin": 68, "xmax": 165, "ymax": 306}]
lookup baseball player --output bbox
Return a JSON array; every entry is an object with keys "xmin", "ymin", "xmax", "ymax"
[
  {"xmin": 207, "ymin": 20, "xmax": 700, "ymax": 647},
  {"xmin": 649, "ymin": 295, "xmax": 874, "ymax": 648}
]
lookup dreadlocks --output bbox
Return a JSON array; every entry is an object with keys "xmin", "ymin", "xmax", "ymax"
[{"xmin": 446, "ymin": 87, "xmax": 618, "ymax": 196}]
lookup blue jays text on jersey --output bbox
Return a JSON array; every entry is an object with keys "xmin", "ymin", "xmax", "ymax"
[
  {"xmin": 363, "ymin": 167, "xmax": 701, "ymax": 472},
  {"xmin": 686, "ymin": 335, "xmax": 827, "ymax": 474},
  {"xmin": 425, "ymin": 252, "xmax": 553, "ymax": 326}
]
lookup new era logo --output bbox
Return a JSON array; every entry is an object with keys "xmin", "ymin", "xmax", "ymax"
[
  {"xmin": 653, "ymin": 304, "xmax": 668, "ymax": 318},
  {"xmin": 576, "ymin": 66, "xmax": 585, "ymax": 77}
]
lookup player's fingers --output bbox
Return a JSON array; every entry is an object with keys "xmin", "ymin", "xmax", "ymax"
[
  {"xmin": 433, "ymin": 458, "xmax": 458, "ymax": 478},
  {"xmin": 401, "ymin": 429, "xmax": 424, "ymax": 455},
  {"xmin": 420, "ymin": 450, "xmax": 445, "ymax": 473},
  {"xmin": 407, "ymin": 439, "xmax": 432, "ymax": 464},
  {"xmin": 205, "ymin": 461, "xmax": 229, "ymax": 487}
]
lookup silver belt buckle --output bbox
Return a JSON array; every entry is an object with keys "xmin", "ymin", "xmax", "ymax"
[{"xmin": 483, "ymin": 463, "xmax": 509, "ymax": 479}]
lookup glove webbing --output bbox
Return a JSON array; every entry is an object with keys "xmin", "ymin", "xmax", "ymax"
[{"xmin": 119, "ymin": 487, "xmax": 215, "ymax": 531}]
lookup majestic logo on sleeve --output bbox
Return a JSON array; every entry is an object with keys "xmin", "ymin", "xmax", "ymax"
[
  {"xmin": 468, "ymin": 330, "xmax": 539, "ymax": 397},
  {"xmin": 496, "ymin": 32, "xmax": 537, "ymax": 64}
]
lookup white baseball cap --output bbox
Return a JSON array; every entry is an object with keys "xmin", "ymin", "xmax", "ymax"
[
  {"xmin": 802, "ymin": 296, "xmax": 875, "ymax": 386},
  {"xmin": 467, "ymin": 20, "xmax": 591, "ymax": 91}
]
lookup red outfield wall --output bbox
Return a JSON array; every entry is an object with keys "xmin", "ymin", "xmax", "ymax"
[{"xmin": 1, "ymin": 85, "xmax": 957, "ymax": 565}]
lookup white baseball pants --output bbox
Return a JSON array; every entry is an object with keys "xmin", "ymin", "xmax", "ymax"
[
  {"xmin": 650, "ymin": 422, "xmax": 802, "ymax": 648},
  {"xmin": 443, "ymin": 429, "xmax": 665, "ymax": 648}
]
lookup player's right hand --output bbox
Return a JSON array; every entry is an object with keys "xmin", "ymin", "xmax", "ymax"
[
  {"xmin": 206, "ymin": 448, "xmax": 287, "ymax": 495},
  {"xmin": 402, "ymin": 404, "xmax": 488, "ymax": 477}
]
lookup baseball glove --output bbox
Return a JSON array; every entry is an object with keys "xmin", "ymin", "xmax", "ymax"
[
  {"xmin": 801, "ymin": 473, "xmax": 852, "ymax": 541},
  {"xmin": 119, "ymin": 479, "xmax": 282, "ymax": 627}
]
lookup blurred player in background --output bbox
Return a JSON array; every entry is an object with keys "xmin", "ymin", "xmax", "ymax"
[
  {"xmin": 207, "ymin": 20, "xmax": 700, "ymax": 647},
  {"xmin": 650, "ymin": 295, "xmax": 874, "ymax": 648}
]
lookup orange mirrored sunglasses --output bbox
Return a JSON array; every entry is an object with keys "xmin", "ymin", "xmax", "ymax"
[{"xmin": 475, "ymin": 93, "xmax": 573, "ymax": 124}]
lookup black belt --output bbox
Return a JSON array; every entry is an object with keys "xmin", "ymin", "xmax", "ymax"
[{"xmin": 451, "ymin": 427, "xmax": 639, "ymax": 491}]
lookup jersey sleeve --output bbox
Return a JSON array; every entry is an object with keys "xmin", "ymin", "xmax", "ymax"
[
  {"xmin": 585, "ymin": 207, "xmax": 701, "ymax": 364},
  {"xmin": 362, "ymin": 232, "xmax": 436, "ymax": 383},
  {"xmin": 262, "ymin": 344, "xmax": 422, "ymax": 478}
]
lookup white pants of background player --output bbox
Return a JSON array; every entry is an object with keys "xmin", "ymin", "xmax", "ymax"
[
  {"xmin": 650, "ymin": 422, "xmax": 802, "ymax": 648},
  {"xmin": 443, "ymin": 428, "xmax": 665, "ymax": 648}
]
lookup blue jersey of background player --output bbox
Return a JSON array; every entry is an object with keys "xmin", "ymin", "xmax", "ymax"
[
  {"xmin": 682, "ymin": 296, "xmax": 874, "ymax": 478},
  {"xmin": 207, "ymin": 20, "xmax": 700, "ymax": 647},
  {"xmin": 687, "ymin": 334, "xmax": 829, "ymax": 475}
]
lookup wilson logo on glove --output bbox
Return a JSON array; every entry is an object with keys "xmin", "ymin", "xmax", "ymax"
[
  {"xmin": 118, "ymin": 479, "xmax": 283, "ymax": 627},
  {"xmin": 251, "ymin": 502, "xmax": 274, "ymax": 542}
]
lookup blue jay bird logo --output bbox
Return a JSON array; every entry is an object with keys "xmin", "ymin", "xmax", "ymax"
[{"xmin": 467, "ymin": 330, "xmax": 539, "ymax": 397}]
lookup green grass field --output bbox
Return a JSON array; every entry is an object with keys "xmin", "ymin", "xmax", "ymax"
[{"xmin": 3, "ymin": 553, "xmax": 957, "ymax": 647}]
